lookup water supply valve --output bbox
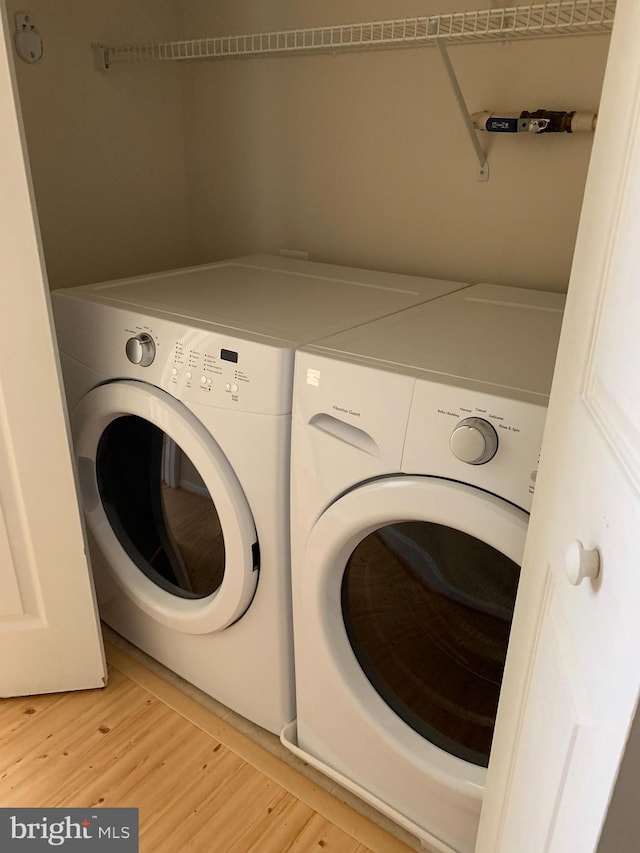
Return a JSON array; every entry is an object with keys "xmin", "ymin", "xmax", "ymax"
[{"xmin": 471, "ymin": 109, "xmax": 597, "ymax": 134}]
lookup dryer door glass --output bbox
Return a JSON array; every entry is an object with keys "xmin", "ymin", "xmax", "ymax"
[
  {"xmin": 96, "ymin": 415, "xmax": 225, "ymax": 599},
  {"xmin": 341, "ymin": 521, "xmax": 519, "ymax": 767}
]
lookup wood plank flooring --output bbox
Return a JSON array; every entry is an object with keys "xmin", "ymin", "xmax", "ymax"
[{"xmin": 0, "ymin": 643, "xmax": 416, "ymax": 853}]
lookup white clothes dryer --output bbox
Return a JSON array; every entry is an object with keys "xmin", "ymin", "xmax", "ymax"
[
  {"xmin": 285, "ymin": 284, "xmax": 565, "ymax": 848},
  {"xmin": 52, "ymin": 254, "xmax": 467, "ymax": 735}
]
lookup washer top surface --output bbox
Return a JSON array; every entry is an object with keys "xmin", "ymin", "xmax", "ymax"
[
  {"xmin": 60, "ymin": 254, "xmax": 469, "ymax": 346},
  {"xmin": 306, "ymin": 283, "xmax": 566, "ymax": 398}
]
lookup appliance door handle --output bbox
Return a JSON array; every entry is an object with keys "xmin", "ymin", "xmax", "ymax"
[{"xmin": 308, "ymin": 413, "xmax": 381, "ymax": 457}]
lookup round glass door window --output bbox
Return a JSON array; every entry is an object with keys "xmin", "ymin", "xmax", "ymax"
[
  {"xmin": 95, "ymin": 415, "xmax": 225, "ymax": 600},
  {"xmin": 341, "ymin": 521, "xmax": 520, "ymax": 767}
]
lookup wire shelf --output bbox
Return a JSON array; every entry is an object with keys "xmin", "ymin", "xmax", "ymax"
[{"xmin": 95, "ymin": 0, "xmax": 616, "ymax": 68}]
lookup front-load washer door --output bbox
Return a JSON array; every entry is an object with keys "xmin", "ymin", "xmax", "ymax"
[
  {"xmin": 299, "ymin": 476, "xmax": 527, "ymax": 791},
  {"xmin": 73, "ymin": 380, "xmax": 259, "ymax": 634}
]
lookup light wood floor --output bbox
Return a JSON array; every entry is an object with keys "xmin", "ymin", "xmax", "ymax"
[{"xmin": 0, "ymin": 642, "xmax": 416, "ymax": 853}]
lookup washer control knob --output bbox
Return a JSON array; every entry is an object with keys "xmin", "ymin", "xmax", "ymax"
[
  {"xmin": 450, "ymin": 417, "xmax": 498, "ymax": 465},
  {"xmin": 125, "ymin": 333, "xmax": 155, "ymax": 367}
]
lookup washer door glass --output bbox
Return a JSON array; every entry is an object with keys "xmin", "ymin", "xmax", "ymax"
[
  {"xmin": 341, "ymin": 520, "xmax": 519, "ymax": 768},
  {"xmin": 96, "ymin": 415, "xmax": 225, "ymax": 600},
  {"xmin": 304, "ymin": 475, "xmax": 527, "ymax": 778},
  {"xmin": 73, "ymin": 381, "xmax": 259, "ymax": 634}
]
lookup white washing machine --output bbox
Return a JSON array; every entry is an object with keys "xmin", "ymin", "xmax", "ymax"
[
  {"xmin": 284, "ymin": 284, "xmax": 565, "ymax": 849},
  {"xmin": 52, "ymin": 254, "xmax": 468, "ymax": 735}
]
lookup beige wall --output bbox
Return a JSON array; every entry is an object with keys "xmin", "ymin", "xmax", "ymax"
[
  {"xmin": 180, "ymin": 0, "xmax": 611, "ymax": 291},
  {"xmin": 6, "ymin": 0, "xmax": 191, "ymax": 288},
  {"xmin": 8, "ymin": 1, "xmax": 611, "ymax": 292}
]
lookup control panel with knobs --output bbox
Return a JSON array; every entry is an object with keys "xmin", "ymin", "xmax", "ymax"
[
  {"xmin": 125, "ymin": 333, "xmax": 156, "ymax": 367},
  {"xmin": 450, "ymin": 417, "xmax": 499, "ymax": 465}
]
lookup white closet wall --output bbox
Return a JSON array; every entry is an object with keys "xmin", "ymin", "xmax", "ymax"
[
  {"xmin": 8, "ymin": 1, "xmax": 612, "ymax": 292},
  {"xmin": 6, "ymin": 0, "xmax": 191, "ymax": 289}
]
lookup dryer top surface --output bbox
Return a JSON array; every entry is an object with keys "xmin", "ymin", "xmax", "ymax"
[
  {"xmin": 305, "ymin": 283, "xmax": 566, "ymax": 398},
  {"xmin": 54, "ymin": 255, "xmax": 468, "ymax": 346}
]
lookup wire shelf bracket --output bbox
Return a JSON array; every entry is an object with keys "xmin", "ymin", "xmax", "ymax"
[{"xmin": 436, "ymin": 41, "xmax": 489, "ymax": 182}]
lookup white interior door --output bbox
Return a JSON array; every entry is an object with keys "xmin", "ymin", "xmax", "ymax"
[
  {"xmin": 477, "ymin": 1, "xmax": 640, "ymax": 850},
  {"xmin": 0, "ymin": 4, "xmax": 105, "ymax": 695}
]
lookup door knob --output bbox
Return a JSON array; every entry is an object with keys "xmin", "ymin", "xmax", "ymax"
[{"xmin": 565, "ymin": 540, "xmax": 600, "ymax": 586}]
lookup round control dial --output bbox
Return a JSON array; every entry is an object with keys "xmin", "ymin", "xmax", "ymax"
[
  {"xmin": 125, "ymin": 333, "xmax": 156, "ymax": 367},
  {"xmin": 450, "ymin": 417, "xmax": 498, "ymax": 465}
]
